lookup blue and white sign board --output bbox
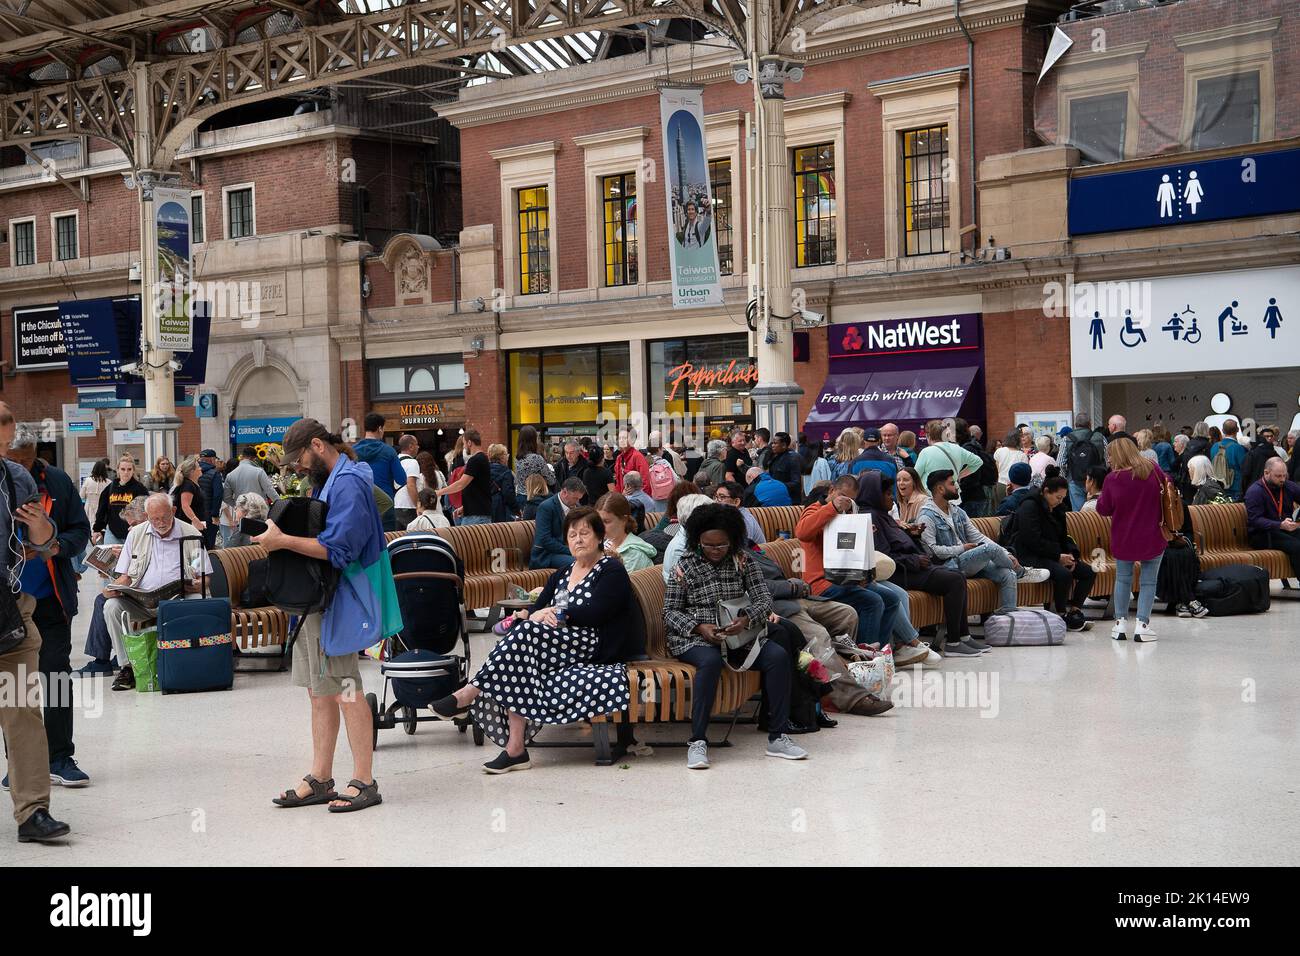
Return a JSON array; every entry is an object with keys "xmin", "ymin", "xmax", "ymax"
[
  {"xmin": 1070, "ymin": 266, "xmax": 1298, "ymax": 378},
  {"xmin": 230, "ymin": 417, "xmax": 297, "ymax": 446},
  {"xmin": 61, "ymin": 403, "xmax": 97, "ymax": 435},
  {"xmin": 1069, "ymin": 147, "xmax": 1300, "ymax": 235}
]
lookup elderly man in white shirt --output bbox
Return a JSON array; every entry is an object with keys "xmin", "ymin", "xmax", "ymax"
[{"xmin": 103, "ymin": 492, "xmax": 212, "ymax": 691}]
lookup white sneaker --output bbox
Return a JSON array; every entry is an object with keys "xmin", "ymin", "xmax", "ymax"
[
  {"xmin": 893, "ymin": 643, "xmax": 929, "ymax": 667},
  {"xmin": 1133, "ymin": 621, "xmax": 1158, "ymax": 643},
  {"xmin": 1020, "ymin": 567, "xmax": 1051, "ymax": 584},
  {"xmin": 1110, "ymin": 619, "xmax": 1127, "ymax": 641},
  {"xmin": 765, "ymin": 734, "xmax": 809, "ymax": 760},
  {"xmin": 920, "ymin": 642, "xmax": 943, "ymax": 665},
  {"xmin": 686, "ymin": 740, "xmax": 710, "ymax": 770}
]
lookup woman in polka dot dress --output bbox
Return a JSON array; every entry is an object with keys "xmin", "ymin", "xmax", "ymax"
[{"xmin": 433, "ymin": 507, "xmax": 636, "ymax": 773}]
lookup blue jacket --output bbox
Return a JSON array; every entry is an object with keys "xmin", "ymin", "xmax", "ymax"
[
  {"xmin": 750, "ymin": 472, "xmax": 792, "ymax": 506},
  {"xmin": 1209, "ymin": 439, "xmax": 1248, "ymax": 499},
  {"xmin": 198, "ymin": 460, "xmax": 224, "ymax": 520},
  {"xmin": 489, "ymin": 461, "xmax": 520, "ymax": 521},
  {"xmin": 352, "ymin": 438, "xmax": 405, "ymax": 501},
  {"xmin": 849, "ymin": 447, "xmax": 899, "ymax": 482},
  {"xmin": 1154, "ymin": 442, "xmax": 1177, "ymax": 474},
  {"xmin": 317, "ymin": 457, "xmax": 398, "ymax": 655},
  {"xmin": 529, "ymin": 495, "xmax": 569, "ymax": 568}
]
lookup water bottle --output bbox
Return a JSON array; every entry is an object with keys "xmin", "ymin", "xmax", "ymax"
[{"xmin": 554, "ymin": 586, "xmax": 571, "ymax": 625}]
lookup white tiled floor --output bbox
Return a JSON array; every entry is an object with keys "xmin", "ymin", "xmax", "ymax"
[{"xmin": 4, "ymin": 575, "xmax": 1299, "ymax": 866}]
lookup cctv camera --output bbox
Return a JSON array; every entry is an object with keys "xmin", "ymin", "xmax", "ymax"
[
  {"xmin": 168, "ymin": 359, "xmax": 183, "ymax": 372},
  {"xmin": 119, "ymin": 361, "xmax": 141, "ymax": 376},
  {"xmin": 798, "ymin": 309, "xmax": 825, "ymax": 328}
]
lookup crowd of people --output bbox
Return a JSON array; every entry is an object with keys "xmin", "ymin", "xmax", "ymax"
[{"xmin": 3, "ymin": 403, "xmax": 1298, "ymax": 835}]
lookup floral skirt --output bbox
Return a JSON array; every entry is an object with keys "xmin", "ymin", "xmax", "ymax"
[{"xmin": 470, "ymin": 619, "xmax": 629, "ymax": 747}]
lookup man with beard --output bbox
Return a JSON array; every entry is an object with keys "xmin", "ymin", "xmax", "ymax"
[
  {"xmin": 258, "ymin": 418, "xmax": 392, "ymax": 813},
  {"xmin": 1245, "ymin": 458, "xmax": 1300, "ymax": 582}
]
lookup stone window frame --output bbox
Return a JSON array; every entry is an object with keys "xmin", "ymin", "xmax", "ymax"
[
  {"xmin": 50, "ymin": 209, "xmax": 79, "ymax": 261},
  {"xmin": 1175, "ymin": 18, "xmax": 1279, "ymax": 150},
  {"xmin": 1052, "ymin": 41, "xmax": 1147, "ymax": 164},
  {"xmin": 705, "ymin": 110, "xmax": 745, "ymax": 287},
  {"xmin": 491, "ymin": 140, "xmax": 559, "ymax": 307},
  {"xmin": 573, "ymin": 125, "xmax": 649, "ymax": 299},
  {"xmin": 190, "ymin": 190, "xmax": 206, "ymax": 245},
  {"xmin": 783, "ymin": 92, "xmax": 849, "ymax": 281},
  {"xmin": 9, "ymin": 215, "xmax": 36, "ymax": 267},
  {"xmin": 222, "ymin": 181, "xmax": 257, "ymax": 239},
  {"xmin": 869, "ymin": 71, "xmax": 964, "ymax": 269}
]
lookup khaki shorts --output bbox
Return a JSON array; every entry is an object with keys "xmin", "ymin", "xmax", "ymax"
[{"xmin": 291, "ymin": 613, "xmax": 363, "ymax": 699}]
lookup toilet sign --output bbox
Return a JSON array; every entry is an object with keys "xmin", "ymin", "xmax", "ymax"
[
  {"xmin": 1069, "ymin": 146, "xmax": 1300, "ymax": 235},
  {"xmin": 1070, "ymin": 266, "xmax": 1298, "ymax": 378}
]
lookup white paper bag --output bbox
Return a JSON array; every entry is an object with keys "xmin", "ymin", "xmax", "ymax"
[{"xmin": 822, "ymin": 513, "xmax": 874, "ymax": 583}]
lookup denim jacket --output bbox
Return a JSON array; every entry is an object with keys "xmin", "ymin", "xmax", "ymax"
[{"xmin": 917, "ymin": 498, "xmax": 992, "ymax": 563}]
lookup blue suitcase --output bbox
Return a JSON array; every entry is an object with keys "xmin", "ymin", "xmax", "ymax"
[{"xmin": 156, "ymin": 535, "xmax": 234, "ymax": 694}]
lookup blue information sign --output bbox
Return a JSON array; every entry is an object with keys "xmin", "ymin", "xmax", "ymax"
[
  {"xmin": 230, "ymin": 417, "xmax": 297, "ymax": 446},
  {"xmin": 1069, "ymin": 147, "xmax": 1300, "ymax": 236}
]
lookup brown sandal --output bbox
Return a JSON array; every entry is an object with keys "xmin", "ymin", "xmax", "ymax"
[
  {"xmin": 327, "ymin": 778, "xmax": 382, "ymax": 813},
  {"xmin": 272, "ymin": 775, "xmax": 337, "ymax": 808}
]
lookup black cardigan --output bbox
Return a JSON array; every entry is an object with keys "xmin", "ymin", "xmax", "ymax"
[{"xmin": 532, "ymin": 556, "xmax": 638, "ymax": 664}]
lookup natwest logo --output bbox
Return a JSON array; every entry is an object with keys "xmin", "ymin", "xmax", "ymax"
[{"xmin": 833, "ymin": 315, "xmax": 975, "ymax": 358}]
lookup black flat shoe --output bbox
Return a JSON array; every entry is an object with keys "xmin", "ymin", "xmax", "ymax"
[
  {"xmin": 18, "ymin": 808, "xmax": 70, "ymax": 843},
  {"xmin": 111, "ymin": 666, "xmax": 135, "ymax": 692},
  {"xmin": 785, "ymin": 720, "xmax": 818, "ymax": 735},
  {"xmin": 431, "ymin": 693, "xmax": 469, "ymax": 719},
  {"xmin": 483, "ymin": 750, "xmax": 531, "ymax": 774},
  {"xmin": 815, "ymin": 712, "xmax": 838, "ymax": 729}
]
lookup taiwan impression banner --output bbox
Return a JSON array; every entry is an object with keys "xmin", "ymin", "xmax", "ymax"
[
  {"xmin": 660, "ymin": 87, "xmax": 723, "ymax": 308},
  {"xmin": 153, "ymin": 184, "xmax": 193, "ymax": 350}
]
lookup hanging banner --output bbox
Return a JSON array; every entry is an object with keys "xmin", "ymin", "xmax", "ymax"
[
  {"xmin": 153, "ymin": 185, "xmax": 193, "ymax": 350},
  {"xmin": 660, "ymin": 87, "xmax": 723, "ymax": 308}
]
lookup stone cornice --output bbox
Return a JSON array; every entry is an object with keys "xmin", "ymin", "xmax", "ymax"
[
  {"xmin": 868, "ymin": 66, "xmax": 967, "ymax": 99},
  {"xmin": 1055, "ymin": 39, "xmax": 1149, "ymax": 70},
  {"xmin": 488, "ymin": 140, "xmax": 560, "ymax": 162},
  {"xmin": 1174, "ymin": 17, "xmax": 1282, "ymax": 51},
  {"xmin": 571, "ymin": 126, "xmax": 650, "ymax": 150},
  {"xmin": 438, "ymin": 1, "xmax": 1029, "ymax": 128},
  {"xmin": 785, "ymin": 91, "xmax": 852, "ymax": 116}
]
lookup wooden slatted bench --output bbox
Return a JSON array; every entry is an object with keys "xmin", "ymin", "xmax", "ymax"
[
  {"xmin": 208, "ymin": 545, "xmax": 292, "ymax": 667},
  {"xmin": 1188, "ymin": 502, "xmax": 1292, "ymax": 579}
]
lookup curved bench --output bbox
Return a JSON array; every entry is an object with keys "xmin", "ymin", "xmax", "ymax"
[
  {"xmin": 209, "ymin": 545, "xmax": 292, "ymax": 666},
  {"xmin": 1189, "ymin": 502, "xmax": 1292, "ymax": 578}
]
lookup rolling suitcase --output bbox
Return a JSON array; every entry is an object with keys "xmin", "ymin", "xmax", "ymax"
[{"xmin": 156, "ymin": 534, "xmax": 234, "ymax": 693}]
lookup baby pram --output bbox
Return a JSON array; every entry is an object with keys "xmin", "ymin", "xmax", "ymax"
[{"xmin": 368, "ymin": 533, "xmax": 484, "ymax": 747}]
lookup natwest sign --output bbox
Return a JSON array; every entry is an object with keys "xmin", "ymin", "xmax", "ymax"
[{"xmin": 831, "ymin": 313, "xmax": 979, "ymax": 360}]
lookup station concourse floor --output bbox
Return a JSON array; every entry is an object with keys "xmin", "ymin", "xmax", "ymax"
[{"xmin": 5, "ymin": 573, "xmax": 1299, "ymax": 867}]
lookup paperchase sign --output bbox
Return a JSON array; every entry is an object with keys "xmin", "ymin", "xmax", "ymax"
[{"xmin": 1070, "ymin": 266, "xmax": 1298, "ymax": 378}]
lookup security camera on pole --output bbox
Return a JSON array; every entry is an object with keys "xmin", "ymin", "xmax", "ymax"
[{"xmin": 733, "ymin": 0, "xmax": 804, "ymax": 436}]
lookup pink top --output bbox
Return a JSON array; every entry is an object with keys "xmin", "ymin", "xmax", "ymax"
[
  {"xmin": 1096, "ymin": 466, "xmax": 1168, "ymax": 561},
  {"xmin": 1029, "ymin": 452, "xmax": 1055, "ymax": 477}
]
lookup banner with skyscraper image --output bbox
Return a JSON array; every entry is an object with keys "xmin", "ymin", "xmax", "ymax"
[{"xmin": 660, "ymin": 86, "xmax": 723, "ymax": 308}]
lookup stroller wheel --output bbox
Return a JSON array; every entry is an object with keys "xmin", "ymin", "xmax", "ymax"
[
  {"xmin": 401, "ymin": 706, "xmax": 417, "ymax": 735},
  {"xmin": 366, "ymin": 693, "xmax": 380, "ymax": 750},
  {"xmin": 472, "ymin": 724, "xmax": 485, "ymax": 747}
]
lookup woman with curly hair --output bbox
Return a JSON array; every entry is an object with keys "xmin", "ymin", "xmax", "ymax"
[{"xmin": 662, "ymin": 503, "xmax": 809, "ymax": 769}]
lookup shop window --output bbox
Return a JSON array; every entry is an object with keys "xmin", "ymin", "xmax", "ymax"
[
  {"xmin": 601, "ymin": 172, "xmax": 637, "ymax": 287},
  {"xmin": 792, "ymin": 144, "xmax": 835, "ymax": 268},
  {"xmin": 517, "ymin": 185, "xmax": 550, "ymax": 294},
  {"xmin": 508, "ymin": 343, "xmax": 632, "ymax": 442},
  {"xmin": 370, "ymin": 356, "xmax": 466, "ymax": 400},
  {"xmin": 900, "ymin": 125, "xmax": 949, "ymax": 257},
  {"xmin": 54, "ymin": 213, "xmax": 78, "ymax": 261},
  {"xmin": 226, "ymin": 185, "xmax": 255, "ymax": 238},
  {"xmin": 11, "ymin": 218, "xmax": 35, "ymax": 266},
  {"xmin": 191, "ymin": 193, "xmax": 205, "ymax": 244},
  {"xmin": 708, "ymin": 159, "xmax": 733, "ymax": 276},
  {"xmin": 1192, "ymin": 71, "xmax": 1260, "ymax": 150},
  {"xmin": 647, "ymin": 334, "xmax": 753, "ymax": 424},
  {"xmin": 1068, "ymin": 92, "xmax": 1128, "ymax": 165},
  {"xmin": 510, "ymin": 351, "xmax": 542, "ymax": 425}
]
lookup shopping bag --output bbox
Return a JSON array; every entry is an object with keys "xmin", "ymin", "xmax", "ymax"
[
  {"xmin": 124, "ymin": 628, "xmax": 159, "ymax": 693},
  {"xmin": 822, "ymin": 513, "xmax": 875, "ymax": 585}
]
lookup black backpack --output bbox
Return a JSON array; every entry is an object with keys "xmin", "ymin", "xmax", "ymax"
[
  {"xmin": 0, "ymin": 464, "xmax": 30, "ymax": 653},
  {"xmin": 265, "ymin": 497, "xmax": 340, "ymax": 614},
  {"xmin": 1067, "ymin": 432, "xmax": 1102, "ymax": 483},
  {"xmin": 960, "ymin": 442, "xmax": 998, "ymax": 500},
  {"xmin": 998, "ymin": 510, "xmax": 1019, "ymax": 550}
]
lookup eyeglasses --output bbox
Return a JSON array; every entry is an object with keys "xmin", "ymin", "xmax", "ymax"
[
  {"xmin": 714, "ymin": 494, "xmax": 737, "ymax": 502},
  {"xmin": 700, "ymin": 541, "xmax": 730, "ymax": 552}
]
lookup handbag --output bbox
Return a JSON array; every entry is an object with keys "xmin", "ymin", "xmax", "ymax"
[{"xmin": 716, "ymin": 595, "xmax": 767, "ymax": 672}]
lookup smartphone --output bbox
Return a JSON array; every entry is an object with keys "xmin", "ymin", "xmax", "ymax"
[{"xmin": 239, "ymin": 517, "xmax": 268, "ymax": 537}]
